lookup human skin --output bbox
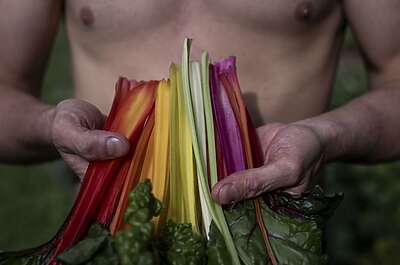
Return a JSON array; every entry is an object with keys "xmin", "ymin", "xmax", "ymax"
[{"xmin": 0, "ymin": 1, "xmax": 399, "ymax": 203}]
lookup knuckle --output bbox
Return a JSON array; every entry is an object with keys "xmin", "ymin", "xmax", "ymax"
[
  {"xmin": 287, "ymin": 160, "xmax": 302, "ymax": 176},
  {"xmin": 54, "ymin": 106, "xmax": 82, "ymax": 126},
  {"xmin": 56, "ymin": 99, "xmax": 103, "ymax": 129},
  {"xmin": 57, "ymin": 99, "xmax": 87, "ymax": 110},
  {"xmin": 51, "ymin": 122, "xmax": 69, "ymax": 151},
  {"xmin": 279, "ymin": 159, "xmax": 302, "ymax": 184},
  {"xmin": 56, "ymin": 99, "xmax": 74, "ymax": 110}
]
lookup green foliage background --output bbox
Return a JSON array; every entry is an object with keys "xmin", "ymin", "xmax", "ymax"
[{"xmin": 0, "ymin": 26, "xmax": 399, "ymax": 265}]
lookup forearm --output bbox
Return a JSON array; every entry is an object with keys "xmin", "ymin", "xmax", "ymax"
[
  {"xmin": 297, "ymin": 86, "xmax": 400, "ymax": 163},
  {"xmin": 0, "ymin": 85, "xmax": 58, "ymax": 163}
]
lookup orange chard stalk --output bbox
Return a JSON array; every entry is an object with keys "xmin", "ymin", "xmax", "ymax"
[
  {"xmin": 97, "ymin": 80, "xmax": 159, "ymax": 226},
  {"xmin": 47, "ymin": 78, "xmax": 157, "ymax": 263},
  {"xmin": 109, "ymin": 112, "xmax": 155, "ymax": 233}
]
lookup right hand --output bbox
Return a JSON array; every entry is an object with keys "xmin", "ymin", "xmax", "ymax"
[{"xmin": 50, "ymin": 99, "xmax": 130, "ymax": 179}]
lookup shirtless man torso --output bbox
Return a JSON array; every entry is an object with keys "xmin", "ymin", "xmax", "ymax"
[
  {"xmin": 68, "ymin": 0, "xmax": 343, "ymax": 124},
  {"xmin": 1, "ymin": 1, "xmax": 400, "ymax": 202}
]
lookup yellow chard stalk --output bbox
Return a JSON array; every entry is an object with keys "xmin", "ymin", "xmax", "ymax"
[
  {"xmin": 138, "ymin": 80, "xmax": 171, "ymax": 229},
  {"xmin": 168, "ymin": 63, "xmax": 201, "ymax": 233}
]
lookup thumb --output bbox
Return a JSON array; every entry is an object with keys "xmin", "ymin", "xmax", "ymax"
[
  {"xmin": 55, "ymin": 123, "xmax": 130, "ymax": 161},
  {"xmin": 212, "ymin": 161, "xmax": 300, "ymax": 204}
]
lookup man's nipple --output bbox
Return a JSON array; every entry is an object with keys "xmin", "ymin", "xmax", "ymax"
[
  {"xmin": 295, "ymin": 1, "xmax": 314, "ymax": 22},
  {"xmin": 80, "ymin": 6, "xmax": 95, "ymax": 27}
]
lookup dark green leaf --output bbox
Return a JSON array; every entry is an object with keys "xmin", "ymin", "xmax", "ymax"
[
  {"xmin": 87, "ymin": 239, "xmax": 119, "ymax": 265},
  {"xmin": 114, "ymin": 223, "xmax": 157, "ymax": 265},
  {"xmin": 207, "ymin": 222, "xmax": 232, "ymax": 265},
  {"xmin": 57, "ymin": 183, "xmax": 342, "ymax": 265},
  {"xmin": 157, "ymin": 220, "xmax": 206, "ymax": 265},
  {"xmin": 124, "ymin": 180, "xmax": 162, "ymax": 226},
  {"xmin": 57, "ymin": 224, "xmax": 111, "ymax": 265},
  {"xmin": 113, "ymin": 180, "xmax": 161, "ymax": 265},
  {"xmin": 0, "ymin": 248, "xmax": 45, "ymax": 265},
  {"xmin": 263, "ymin": 186, "xmax": 343, "ymax": 225},
  {"xmin": 223, "ymin": 187, "xmax": 342, "ymax": 265}
]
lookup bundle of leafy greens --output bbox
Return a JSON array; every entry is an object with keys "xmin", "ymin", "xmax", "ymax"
[
  {"xmin": 56, "ymin": 180, "xmax": 341, "ymax": 265},
  {"xmin": 0, "ymin": 39, "xmax": 342, "ymax": 265}
]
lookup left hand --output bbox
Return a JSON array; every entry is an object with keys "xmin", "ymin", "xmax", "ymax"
[
  {"xmin": 212, "ymin": 123, "xmax": 326, "ymax": 204},
  {"xmin": 50, "ymin": 99, "xmax": 130, "ymax": 179}
]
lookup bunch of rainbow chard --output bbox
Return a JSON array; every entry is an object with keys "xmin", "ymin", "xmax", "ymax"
[{"xmin": 0, "ymin": 39, "xmax": 342, "ymax": 265}]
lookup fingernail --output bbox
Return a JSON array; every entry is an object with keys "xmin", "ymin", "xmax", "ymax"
[
  {"xmin": 106, "ymin": 136, "xmax": 124, "ymax": 157},
  {"xmin": 218, "ymin": 183, "xmax": 239, "ymax": 204}
]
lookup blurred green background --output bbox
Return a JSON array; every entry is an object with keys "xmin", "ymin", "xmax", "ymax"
[{"xmin": 0, "ymin": 25, "xmax": 399, "ymax": 265}]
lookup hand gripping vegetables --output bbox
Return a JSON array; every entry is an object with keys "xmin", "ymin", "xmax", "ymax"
[{"xmin": 0, "ymin": 39, "xmax": 342, "ymax": 265}]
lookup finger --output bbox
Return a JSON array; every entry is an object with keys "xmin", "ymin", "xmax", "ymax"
[
  {"xmin": 55, "ymin": 124, "xmax": 130, "ymax": 161},
  {"xmin": 60, "ymin": 153, "xmax": 89, "ymax": 180},
  {"xmin": 212, "ymin": 161, "xmax": 301, "ymax": 204},
  {"xmin": 56, "ymin": 99, "xmax": 106, "ymax": 130}
]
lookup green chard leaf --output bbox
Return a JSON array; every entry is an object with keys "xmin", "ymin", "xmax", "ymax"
[
  {"xmin": 0, "ymin": 246, "xmax": 46, "ymax": 265},
  {"xmin": 54, "ymin": 181, "xmax": 340, "ymax": 265},
  {"xmin": 220, "ymin": 187, "xmax": 343, "ymax": 265},
  {"xmin": 58, "ymin": 180, "xmax": 163, "ymax": 265},
  {"xmin": 263, "ymin": 186, "xmax": 343, "ymax": 225},
  {"xmin": 207, "ymin": 222, "xmax": 232, "ymax": 265},
  {"xmin": 124, "ymin": 179, "xmax": 163, "ymax": 226},
  {"xmin": 114, "ymin": 223, "xmax": 157, "ymax": 265},
  {"xmin": 57, "ymin": 224, "xmax": 109, "ymax": 265},
  {"xmin": 114, "ymin": 180, "xmax": 162, "ymax": 265},
  {"xmin": 113, "ymin": 180, "xmax": 207, "ymax": 265},
  {"xmin": 157, "ymin": 220, "xmax": 206, "ymax": 265},
  {"xmin": 57, "ymin": 224, "xmax": 118, "ymax": 265},
  {"xmin": 0, "ymin": 255, "xmax": 43, "ymax": 265}
]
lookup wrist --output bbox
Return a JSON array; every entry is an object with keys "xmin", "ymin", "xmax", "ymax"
[
  {"xmin": 38, "ymin": 105, "xmax": 57, "ymax": 146},
  {"xmin": 25, "ymin": 104, "xmax": 57, "ymax": 149},
  {"xmin": 294, "ymin": 118, "xmax": 349, "ymax": 161}
]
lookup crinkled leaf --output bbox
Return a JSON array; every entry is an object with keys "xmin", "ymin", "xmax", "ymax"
[
  {"xmin": 57, "ymin": 224, "xmax": 108, "ymax": 265},
  {"xmin": 86, "ymin": 239, "xmax": 119, "ymax": 265},
  {"xmin": 124, "ymin": 180, "xmax": 162, "ymax": 226},
  {"xmin": 114, "ymin": 223, "xmax": 156, "ymax": 265},
  {"xmin": 206, "ymin": 222, "xmax": 232, "ymax": 265},
  {"xmin": 157, "ymin": 220, "xmax": 206, "ymax": 265},
  {"xmin": 114, "ymin": 180, "xmax": 162, "ymax": 265},
  {"xmin": 264, "ymin": 186, "xmax": 343, "ymax": 225},
  {"xmin": 57, "ymin": 224, "xmax": 118, "ymax": 265},
  {"xmin": 0, "ymin": 253, "xmax": 44, "ymax": 265},
  {"xmin": 221, "ymin": 187, "xmax": 343, "ymax": 265}
]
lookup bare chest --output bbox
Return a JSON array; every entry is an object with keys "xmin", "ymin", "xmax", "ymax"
[
  {"xmin": 66, "ymin": 0, "xmax": 345, "ymax": 124},
  {"xmin": 65, "ymin": 0, "xmax": 341, "ymax": 43}
]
